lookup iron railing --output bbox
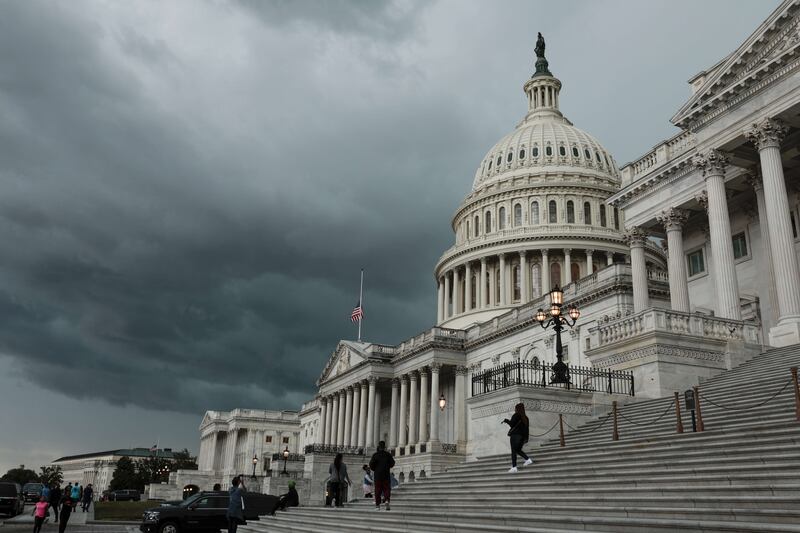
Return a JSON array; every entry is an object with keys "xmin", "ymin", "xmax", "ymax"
[
  {"xmin": 303, "ymin": 444, "xmax": 365, "ymax": 455},
  {"xmin": 271, "ymin": 453, "xmax": 305, "ymax": 462},
  {"xmin": 471, "ymin": 361, "xmax": 634, "ymax": 397}
]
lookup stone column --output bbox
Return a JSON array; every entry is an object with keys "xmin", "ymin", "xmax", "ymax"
[
  {"xmin": 746, "ymin": 173, "xmax": 779, "ymax": 325},
  {"xmin": 408, "ymin": 372, "xmax": 419, "ymax": 445},
  {"xmin": 398, "ymin": 375, "xmax": 409, "ymax": 448},
  {"xmin": 453, "ymin": 267, "xmax": 461, "ymax": 315},
  {"xmin": 443, "ymin": 272, "xmax": 451, "ymax": 319},
  {"xmin": 694, "ymin": 150, "xmax": 741, "ymax": 319},
  {"xmin": 564, "ymin": 248, "xmax": 572, "ymax": 284},
  {"xmin": 520, "ymin": 251, "xmax": 529, "ymax": 303},
  {"xmin": 358, "ymin": 382, "xmax": 368, "ymax": 448},
  {"xmin": 418, "ymin": 368, "xmax": 429, "ymax": 444},
  {"xmin": 625, "ymin": 227, "xmax": 650, "ymax": 313},
  {"xmin": 656, "ymin": 208, "xmax": 691, "ymax": 313},
  {"xmin": 585, "ymin": 249, "xmax": 594, "ymax": 275},
  {"xmin": 293, "ymin": 431, "xmax": 300, "ymax": 454},
  {"xmin": 489, "ymin": 260, "xmax": 497, "ymax": 306},
  {"xmin": 606, "ymin": 251, "xmax": 614, "ymax": 266},
  {"xmin": 746, "ymin": 119, "xmax": 800, "ymax": 345},
  {"xmin": 318, "ymin": 398, "xmax": 327, "ymax": 446},
  {"xmin": 429, "ymin": 363, "xmax": 442, "ymax": 444},
  {"xmin": 454, "ymin": 366, "xmax": 467, "ymax": 448},
  {"xmin": 343, "ymin": 387, "xmax": 354, "ymax": 447},
  {"xmin": 389, "ymin": 379, "xmax": 399, "ymax": 448},
  {"xmin": 437, "ymin": 278, "xmax": 444, "ymax": 323},
  {"xmin": 324, "ymin": 395, "xmax": 334, "ymax": 445},
  {"xmin": 464, "ymin": 262, "xmax": 472, "ymax": 312},
  {"xmin": 330, "ymin": 394, "xmax": 340, "ymax": 446},
  {"xmin": 480, "ymin": 258, "xmax": 487, "ymax": 308},
  {"xmin": 499, "ymin": 253, "xmax": 507, "ymax": 305},
  {"xmin": 365, "ymin": 377, "xmax": 377, "ymax": 449},
  {"xmin": 336, "ymin": 390, "xmax": 346, "ymax": 446},
  {"xmin": 373, "ymin": 389, "xmax": 381, "ymax": 446},
  {"xmin": 541, "ymin": 249, "xmax": 550, "ymax": 292},
  {"xmin": 350, "ymin": 385, "xmax": 361, "ymax": 446}
]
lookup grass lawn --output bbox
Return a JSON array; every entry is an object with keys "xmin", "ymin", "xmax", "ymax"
[{"xmin": 94, "ymin": 500, "xmax": 154, "ymax": 521}]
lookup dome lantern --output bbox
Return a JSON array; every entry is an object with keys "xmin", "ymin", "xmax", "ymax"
[{"xmin": 523, "ymin": 32, "xmax": 563, "ymax": 120}]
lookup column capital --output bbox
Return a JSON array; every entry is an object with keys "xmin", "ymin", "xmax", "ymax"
[
  {"xmin": 656, "ymin": 207, "xmax": 690, "ymax": 231},
  {"xmin": 519, "ymin": 250, "xmax": 527, "ymax": 260},
  {"xmin": 400, "ymin": 374, "xmax": 409, "ymax": 384},
  {"xmin": 480, "ymin": 256, "xmax": 487, "ymax": 265},
  {"xmin": 623, "ymin": 227, "xmax": 648, "ymax": 247},
  {"xmin": 563, "ymin": 248, "xmax": 571, "ymax": 254},
  {"xmin": 418, "ymin": 367, "xmax": 429, "ymax": 378},
  {"xmin": 744, "ymin": 171, "xmax": 763, "ymax": 192},
  {"xmin": 339, "ymin": 389, "xmax": 347, "ymax": 397},
  {"xmin": 360, "ymin": 380, "xmax": 369, "ymax": 390},
  {"xmin": 455, "ymin": 365, "xmax": 469, "ymax": 376},
  {"xmin": 346, "ymin": 385, "xmax": 354, "ymax": 393},
  {"xmin": 745, "ymin": 117, "xmax": 787, "ymax": 151},
  {"xmin": 585, "ymin": 248, "xmax": 594, "ymax": 256},
  {"xmin": 409, "ymin": 371, "xmax": 419, "ymax": 382},
  {"xmin": 391, "ymin": 377, "xmax": 400, "ymax": 388},
  {"xmin": 693, "ymin": 149, "xmax": 728, "ymax": 177},
  {"xmin": 695, "ymin": 190, "xmax": 709, "ymax": 212},
  {"xmin": 541, "ymin": 248, "xmax": 549, "ymax": 257},
  {"xmin": 368, "ymin": 375, "xmax": 378, "ymax": 385},
  {"xmin": 430, "ymin": 362, "xmax": 443, "ymax": 373}
]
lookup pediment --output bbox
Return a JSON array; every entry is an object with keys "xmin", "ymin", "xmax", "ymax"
[
  {"xmin": 317, "ymin": 341, "xmax": 368, "ymax": 385},
  {"xmin": 672, "ymin": 0, "xmax": 800, "ymax": 128}
]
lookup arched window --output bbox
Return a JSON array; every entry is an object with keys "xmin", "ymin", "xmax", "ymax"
[
  {"xmin": 532, "ymin": 146, "xmax": 539, "ymax": 157},
  {"xmin": 614, "ymin": 207, "xmax": 620, "ymax": 230},
  {"xmin": 488, "ymin": 159, "xmax": 492, "ymax": 171},
  {"xmin": 572, "ymin": 146, "xmax": 579, "ymax": 158},
  {"xmin": 513, "ymin": 204, "xmax": 522, "ymax": 226},
  {"xmin": 550, "ymin": 262, "xmax": 561, "ymax": 286},
  {"xmin": 519, "ymin": 148, "xmax": 526, "ymax": 160},
  {"xmin": 600, "ymin": 205, "xmax": 607, "ymax": 227},
  {"xmin": 485, "ymin": 211, "xmax": 492, "ymax": 233},
  {"xmin": 466, "ymin": 220, "xmax": 470, "ymax": 238},
  {"xmin": 566, "ymin": 201, "xmax": 575, "ymax": 223},
  {"xmin": 548, "ymin": 200, "xmax": 557, "ymax": 223},
  {"xmin": 584, "ymin": 202, "xmax": 591, "ymax": 225},
  {"xmin": 470, "ymin": 275, "xmax": 477, "ymax": 310},
  {"xmin": 512, "ymin": 265, "xmax": 521, "ymax": 302},
  {"xmin": 584, "ymin": 148, "xmax": 591, "ymax": 159},
  {"xmin": 507, "ymin": 152, "xmax": 513, "ymax": 163},
  {"xmin": 531, "ymin": 201, "xmax": 540, "ymax": 224},
  {"xmin": 545, "ymin": 145, "xmax": 553, "ymax": 156},
  {"xmin": 559, "ymin": 145, "xmax": 566, "ymax": 156},
  {"xmin": 474, "ymin": 215, "xmax": 479, "ymax": 236},
  {"xmin": 571, "ymin": 262, "xmax": 580, "ymax": 281},
  {"xmin": 498, "ymin": 207, "xmax": 506, "ymax": 230},
  {"xmin": 496, "ymin": 156, "xmax": 502, "ymax": 166}
]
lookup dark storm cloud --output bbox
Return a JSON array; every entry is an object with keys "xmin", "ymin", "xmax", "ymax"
[{"xmin": 0, "ymin": 0, "xmax": 778, "ymax": 439}]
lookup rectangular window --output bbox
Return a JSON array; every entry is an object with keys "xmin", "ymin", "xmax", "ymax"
[
  {"xmin": 687, "ymin": 249, "xmax": 705, "ymax": 277},
  {"xmin": 732, "ymin": 232, "xmax": 747, "ymax": 259},
  {"xmin": 282, "ymin": 437, "xmax": 289, "ymax": 444},
  {"xmin": 265, "ymin": 436, "xmax": 272, "ymax": 443}
]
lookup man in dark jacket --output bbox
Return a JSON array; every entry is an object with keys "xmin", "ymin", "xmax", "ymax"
[
  {"xmin": 49, "ymin": 484, "xmax": 62, "ymax": 522},
  {"xmin": 368, "ymin": 441, "xmax": 395, "ymax": 511}
]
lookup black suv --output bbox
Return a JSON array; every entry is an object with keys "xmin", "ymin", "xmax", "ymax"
[
  {"xmin": 140, "ymin": 491, "xmax": 277, "ymax": 533},
  {"xmin": 0, "ymin": 482, "xmax": 24, "ymax": 517},
  {"xmin": 22, "ymin": 482, "xmax": 44, "ymax": 503},
  {"xmin": 109, "ymin": 489, "xmax": 141, "ymax": 501}
]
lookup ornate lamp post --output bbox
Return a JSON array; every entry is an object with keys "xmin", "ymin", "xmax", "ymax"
[
  {"xmin": 535, "ymin": 284, "xmax": 580, "ymax": 384},
  {"xmin": 282, "ymin": 446, "xmax": 289, "ymax": 476},
  {"xmin": 438, "ymin": 393, "xmax": 446, "ymax": 411},
  {"xmin": 251, "ymin": 455, "xmax": 258, "ymax": 480}
]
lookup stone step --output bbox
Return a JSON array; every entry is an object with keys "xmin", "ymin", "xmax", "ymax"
[{"xmin": 250, "ymin": 506, "xmax": 800, "ymax": 533}]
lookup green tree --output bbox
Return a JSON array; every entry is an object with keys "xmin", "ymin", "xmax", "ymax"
[
  {"xmin": 136, "ymin": 455, "xmax": 172, "ymax": 486},
  {"xmin": 1, "ymin": 466, "xmax": 39, "ymax": 485},
  {"xmin": 38, "ymin": 466, "xmax": 63, "ymax": 486},
  {"xmin": 171, "ymin": 449, "xmax": 198, "ymax": 471},
  {"xmin": 108, "ymin": 457, "xmax": 139, "ymax": 491}
]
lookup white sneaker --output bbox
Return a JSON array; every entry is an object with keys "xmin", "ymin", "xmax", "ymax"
[
  {"xmin": 507, "ymin": 466, "xmax": 518, "ymax": 473},
  {"xmin": 375, "ymin": 505, "xmax": 381, "ymax": 510},
  {"xmin": 385, "ymin": 503, "xmax": 391, "ymax": 511},
  {"xmin": 523, "ymin": 458, "xmax": 533, "ymax": 467}
]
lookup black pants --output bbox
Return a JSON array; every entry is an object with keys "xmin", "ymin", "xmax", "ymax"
[
  {"xmin": 227, "ymin": 517, "xmax": 240, "ymax": 533},
  {"xmin": 510, "ymin": 434, "xmax": 530, "ymax": 467},
  {"xmin": 329, "ymin": 481, "xmax": 344, "ymax": 507},
  {"xmin": 50, "ymin": 503, "xmax": 59, "ymax": 521},
  {"xmin": 33, "ymin": 516, "xmax": 45, "ymax": 533},
  {"xmin": 58, "ymin": 508, "xmax": 71, "ymax": 533}
]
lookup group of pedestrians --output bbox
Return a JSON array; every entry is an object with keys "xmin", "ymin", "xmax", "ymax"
[
  {"xmin": 326, "ymin": 440, "xmax": 397, "ymax": 511},
  {"xmin": 35, "ymin": 482, "xmax": 94, "ymax": 533}
]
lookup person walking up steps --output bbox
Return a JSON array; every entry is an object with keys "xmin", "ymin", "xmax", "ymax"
[
  {"xmin": 226, "ymin": 476, "xmax": 246, "ymax": 533},
  {"xmin": 369, "ymin": 441, "xmax": 395, "ymax": 511},
  {"xmin": 328, "ymin": 454, "xmax": 351, "ymax": 508},
  {"xmin": 502, "ymin": 402, "xmax": 532, "ymax": 473},
  {"xmin": 81, "ymin": 484, "xmax": 93, "ymax": 512}
]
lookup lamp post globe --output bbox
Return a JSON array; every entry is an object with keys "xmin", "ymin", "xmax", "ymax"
[
  {"xmin": 438, "ymin": 393, "xmax": 446, "ymax": 411},
  {"xmin": 251, "ymin": 455, "xmax": 258, "ymax": 480},
  {"xmin": 282, "ymin": 446, "xmax": 289, "ymax": 476}
]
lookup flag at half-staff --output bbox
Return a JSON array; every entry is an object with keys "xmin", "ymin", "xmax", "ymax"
[
  {"xmin": 351, "ymin": 302, "xmax": 363, "ymax": 323},
  {"xmin": 351, "ymin": 269, "xmax": 365, "ymax": 341}
]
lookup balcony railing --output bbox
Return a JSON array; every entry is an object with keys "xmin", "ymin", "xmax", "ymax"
[
  {"xmin": 303, "ymin": 444, "xmax": 365, "ymax": 456},
  {"xmin": 471, "ymin": 360, "xmax": 634, "ymax": 397}
]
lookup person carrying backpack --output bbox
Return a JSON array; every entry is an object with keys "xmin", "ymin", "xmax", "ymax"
[{"xmin": 502, "ymin": 402, "xmax": 532, "ymax": 473}]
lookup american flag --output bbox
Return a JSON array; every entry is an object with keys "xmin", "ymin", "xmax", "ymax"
[
  {"xmin": 149, "ymin": 444, "xmax": 158, "ymax": 452},
  {"xmin": 351, "ymin": 302, "xmax": 364, "ymax": 323}
]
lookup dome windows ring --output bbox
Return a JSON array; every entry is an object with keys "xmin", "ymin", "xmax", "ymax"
[
  {"xmin": 532, "ymin": 146, "xmax": 539, "ymax": 158},
  {"xmin": 559, "ymin": 145, "xmax": 566, "ymax": 157},
  {"xmin": 572, "ymin": 146, "xmax": 579, "ymax": 158},
  {"xmin": 519, "ymin": 148, "xmax": 526, "ymax": 160},
  {"xmin": 506, "ymin": 152, "xmax": 513, "ymax": 163},
  {"xmin": 584, "ymin": 148, "xmax": 591, "ymax": 160},
  {"xmin": 496, "ymin": 155, "xmax": 502, "ymax": 167},
  {"xmin": 545, "ymin": 145, "xmax": 553, "ymax": 157}
]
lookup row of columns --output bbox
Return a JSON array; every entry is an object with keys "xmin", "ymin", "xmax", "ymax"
[
  {"xmin": 438, "ymin": 248, "xmax": 615, "ymax": 321},
  {"xmin": 629, "ymin": 118, "xmax": 800, "ymax": 332},
  {"xmin": 318, "ymin": 377, "xmax": 377, "ymax": 449}
]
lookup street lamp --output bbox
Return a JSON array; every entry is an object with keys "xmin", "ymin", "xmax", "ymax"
[
  {"xmin": 282, "ymin": 446, "xmax": 289, "ymax": 476},
  {"xmin": 438, "ymin": 393, "xmax": 446, "ymax": 411},
  {"xmin": 536, "ymin": 284, "xmax": 580, "ymax": 384},
  {"xmin": 251, "ymin": 455, "xmax": 258, "ymax": 480}
]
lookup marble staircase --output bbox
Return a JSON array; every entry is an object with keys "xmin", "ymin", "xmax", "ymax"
[{"xmin": 242, "ymin": 344, "xmax": 800, "ymax": 533}]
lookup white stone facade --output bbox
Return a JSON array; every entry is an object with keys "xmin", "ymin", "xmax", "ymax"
[{"xmin": 52, "ymin": 448, "xmax": 178, "ymax": 494}]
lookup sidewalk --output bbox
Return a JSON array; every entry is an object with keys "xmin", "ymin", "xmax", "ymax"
[{"xmin": 4, "ymin": 502, "xmax": 93, "ymax": 526}]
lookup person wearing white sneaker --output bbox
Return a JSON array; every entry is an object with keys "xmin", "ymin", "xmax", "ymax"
[{"xmin": 502, "ymin": 403, "xmax": 531, "ymax": 473}]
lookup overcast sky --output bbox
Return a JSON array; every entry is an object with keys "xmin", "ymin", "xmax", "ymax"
[{"xmin": 0, "ymin": 0, "xmax": 777, "ymax": 474}]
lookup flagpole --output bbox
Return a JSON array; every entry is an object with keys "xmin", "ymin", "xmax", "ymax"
[{"xmin": 358, "ymin": 269, "xmax": 364, "ymax": 342}]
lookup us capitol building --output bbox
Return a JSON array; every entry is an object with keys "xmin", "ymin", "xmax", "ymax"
[{"xmin": 158, "ymin": 2, "xmax": 800, "ymax": 505}]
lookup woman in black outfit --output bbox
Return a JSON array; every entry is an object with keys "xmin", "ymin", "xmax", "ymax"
[{"xmin": 502, "ymin": 402, "xmax": 532, "ymax": 473}]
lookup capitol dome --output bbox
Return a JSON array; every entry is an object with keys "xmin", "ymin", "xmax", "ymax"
[{"xmin": 434, "ymin": 37, "xmax": 666, "ymax": 329}]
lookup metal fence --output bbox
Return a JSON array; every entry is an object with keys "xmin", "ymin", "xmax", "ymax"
[
  {"xmin": 303, "ymin": 444, "xmax": 365, "ymax": 455},
  {"xmin": 471, "ymin": 361, "xmax": 634, "ymax": 397}
]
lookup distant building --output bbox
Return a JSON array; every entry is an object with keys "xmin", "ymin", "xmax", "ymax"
[{"xmin": 51, "ymin": 448, "xmax": 177, "ymax": 494}]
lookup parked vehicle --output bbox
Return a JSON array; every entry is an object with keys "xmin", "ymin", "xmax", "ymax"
[
  {"xmin": 109, "ymin": 489, "xmax": 141, "ymax": 501},
  {"xmin": 139, "ymin": 491, "xmax": 277, "ymax": 533},
  {"xmin": 22, "ymin": 482, "xmax": 44, "ymax": 503},
  {"xmin": 0, "ymin": 482, "xmax": 25, "ymax": 517}
]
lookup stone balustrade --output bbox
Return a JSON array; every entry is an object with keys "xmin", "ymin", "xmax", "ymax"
[
  {"xmin": 591, "ymin": 307, "xmax": 761, "ymax": 347},
  {"xmin": 620, "ymin": 130, "xmax": 696, "ymax": 186}
]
